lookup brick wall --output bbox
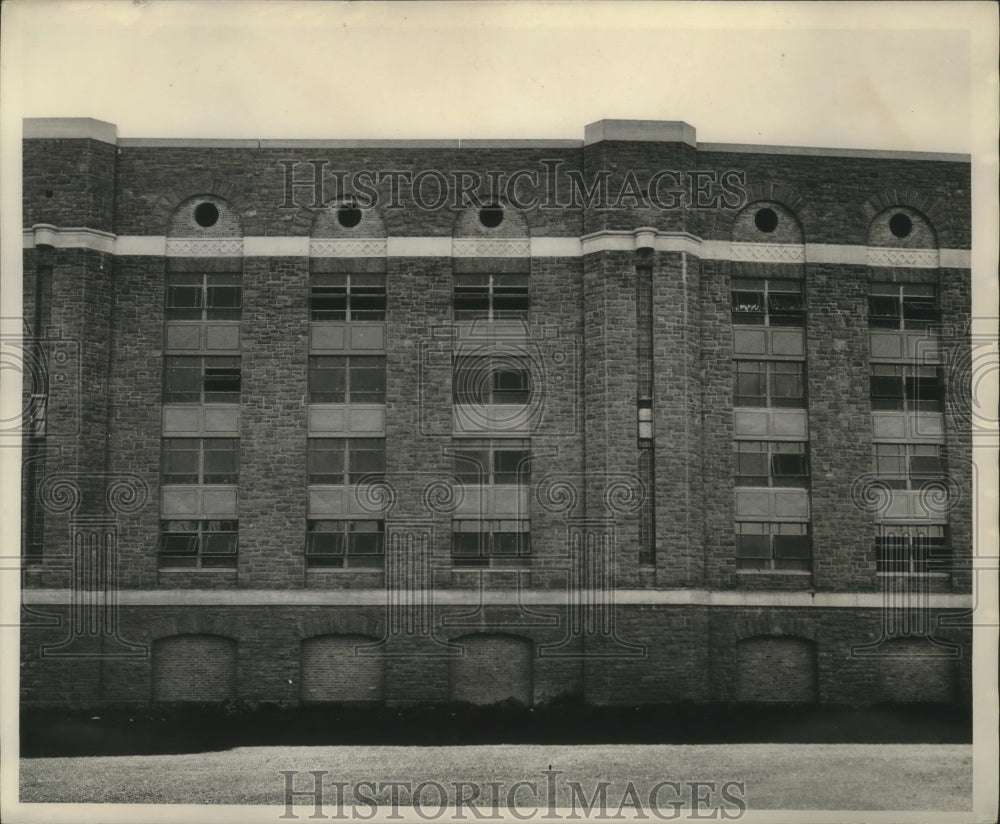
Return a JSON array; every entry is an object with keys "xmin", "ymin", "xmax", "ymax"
[
  {"xmin": 450, "ymin": 634, "xmax": 533, "ymax": 705},
  {"xmin": 735, "ymin": 636, "xmax": 818, "ymax": 703},
  {"xmin": 151, "ymin": 635, "xmax": 237, "ymax": 702},
  {"xmin": 876, "ymin": 637, "xmax": 958, "ymax": 703},
  {"xmin": 300, "ymin": 634, "xmax": 384, "ymax": 702},
  {"xmin": 18, "ymin": 604, "xmax": 972, "ymax": 708},
  {"xmin": 20, "ymin": 126, "xmax": 974, "ymax": 709}
]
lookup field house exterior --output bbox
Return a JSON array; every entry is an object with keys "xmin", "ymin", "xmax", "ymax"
[{"xmin": 19, "ymin": 117, "xmax": 974, "ymax": 708}]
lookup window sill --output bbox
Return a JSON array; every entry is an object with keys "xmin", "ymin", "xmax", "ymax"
[
  {"xmin": 157, "ymin": 567, "xmax": 238, "ymax": 573},
  {"xmin": 306, "ymin": 567, "xmax": 384, "ymax": 573},
  {"xmin": 876, "ymin": 572, "xmax": 950, "ymax": 578},
  {"xmin": 736, "ymin": 569, "xmax": 812, "ymax": 576}
]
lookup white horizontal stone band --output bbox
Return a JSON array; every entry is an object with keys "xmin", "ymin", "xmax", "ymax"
[
  {"xmin": 23, "ymin": 226, "xmax": 972, "ymax": 268},
  {"xmin": 166, "ymin": 238, "xmax": 244, "ymax": 256},
  {"xmin": 310, "ymin": 238, "xmax": 387, "ymax": 257},
  {"xmin": 867, "ymin": 248, "xmax": 940, "ymax": 268},
  {"xmin": 453, "ymin": 237, "xmax": 530, "ymax": 257},
  {"xmin": 21, "ymin": 587, "xmax": 971, "ymax": 609}
]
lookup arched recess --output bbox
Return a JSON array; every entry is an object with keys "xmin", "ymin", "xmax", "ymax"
[
  {"xmin": 702, "ymin": 180, "xmax": 814, "ymax": 244},
  {"xmin": 876, "ymin": 637, "xmax": 957, "ymax": 703},
  {"xmin": 731, "ymin": 200, "xmax": 805, "ymax": 247},
  {"xmin": 449, "ymin": 633, "xmax": 533, "ymax": 705},
  {"xmin": 866, "ymin": 205, "xmax": 940, "ymax": 270},
  {"xmin": 307, "ymin": 201, "xmax": 388, "ymax": 364},
  {"xmin": 166, "ymin": 194, "xmax": 244, "ymax": 255},
  {"xmin": 151, "ymin": 634, "xmax": 237, "ymax": 702},
  {"xmin": 735, "ymin": 634, "xmax": 817, "ymax": 703},
  {"xmin": 452, "ymin": 202, "xmax": 531, "ymax": 267},
  {"xmin": 299, "ymin": 634, "xmax": 384, "ymax": 703}
]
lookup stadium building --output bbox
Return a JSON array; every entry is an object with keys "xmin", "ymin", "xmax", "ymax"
[{"xmin": 19, "ymin": 117, "xmax": 973, "ymax": 707}]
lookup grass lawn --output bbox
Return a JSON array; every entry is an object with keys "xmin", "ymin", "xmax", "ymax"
[{"xmin": 20, "ymin": 743, "xmax": 971, "ymax": 810}]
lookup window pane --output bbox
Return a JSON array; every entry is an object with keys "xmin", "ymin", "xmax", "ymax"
[
  {"xmin": 453, "ymin": 360, "xmax": 489, "ymax": 405},
  {"xmin": 350, "ymin": 287, "xmax": 386, "ymax": 321},
  {"xmin": 160, "ymin": 533, "xmax": 198, "ymax": 554},
  {"xmin": 202, "ymin": 532, "xmax": 238, "ymax": 558},
  {"xmin": 736, "ymin": 534, "xmax": 769, "ymax": 558},
  {"xmin": 454, "ymin": 283, "xmax": 491, "ymax": 319},
  {"xmin": 166, "ymin": 285, "xmax": 203, "ymax": 319},
  {"xmin": 308, "ymin": 439, "xmax": 346, "ymax": 484},
  {"xmin": 204, "ymin": 368, "xmax": 241, "ymax": 403},
  {"xmin": 452, "ymin": 532, "xmax": 488, "ymax": 567},
  {"xmin": 494, "ymin": 449, "xmax": 530, "ymax": 484},
  {"xmin": 732, "ymin": 290, "xmax": 765, "ymax": 317},
  {"xmin": 306, "ymin": 528, "xmax": 345, "ymax": 566},
  {"xmin": 348, "ymin": 530, "xmax": 384, "ymax": 556},
  {"xmin": 773, "ymin": 534, "xmax": 810, "ymax": 559},
  {"xmin": 768, "ymin": 293, "xmax": 805, "ymax": 312},
  {"xmin": 770, "ymin": 363, "xmax": 804, "ymax": 407},
  {"xmin": 902, "ymin": 297, "xmax": 939, "ymax": 325},
  {"xmin": 876, "ymin": 533, "xmax": 910, "ymax": 574},
  {"xmin": 309, "ymin": 358, "xmax": 347, "ymax": 403},
  {"xmin": 771, "ymin": 453, "xmax": 808, "ymax": 483},
  {"xmin": 453, "ymin": 449, "xmax": 489, "ymax": 484},
  {"xmin": 907, "ymin": 375, "xmax": 942, "ymax": 412},
  {"xmin": 203, "ymin": 439, "xmax": 239, "ymax": 483},
  {"xmin": 493, "ymin": 278, "xmax": 530, "ymax": 319},
  {"xmin": 162, "ymin": 440, "xmax": 200, "ymax": 483},
  {"xmin": 735, "ymin": 443, "xmax": 768, "ymax": 485},
  {"xmin": 734, "ymin": 362, "xmax": 765, "ymax": 407},
  {"xmin": 349, "ymin": 440, "xmax": 385, "ymax": 483},
  {"xmin": 164, "ymin": 358, "xmax": 201, "ymax": 403},
  {"xmin": 206, "ymin": 286, "xmax": 242, "ymax": 319},
  {"xmin": 492, "ymin": 293, "xmax": 530, "ymax": 318},
  {"xmin": 868, "ymin": 296, "xmax": 901, "ymax": 329},
  {"xmin": 870, "ymin": 375, "xmax": 904, "ymax": 410},
  {"xmin": 311, "ymin": 287, "xmax": 348, "ymax": 321},
  {"xmin": 493, "ymin": 366, "xmax": 531, "ymax": 404},
  {"xmin": 349, "ymin": 357, "xmax": 386, "ymax": 403},
  {"xmin": 767, "ymin": 292, "xmax": 805, "ymax": 326}
]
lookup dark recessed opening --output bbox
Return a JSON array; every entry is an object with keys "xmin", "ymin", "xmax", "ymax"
[
  {"xmin": 194, "ymin": 202, "xmax": 220, "ymax": 228},
  {"xmin": 44, "ymin": 189, "xmax": 54, "ymax": 199},
  {"xmin": 337, "ymin": 205, "xmax": 363, "ymax": 228},
  {"xmin": 479, "ymin": 205, "xmax": 504, "ymax": 229},
  {"xmin": 889, "ymin": 212, "xmax": 913, "ymax": 239},
  {"xmin": 754, "ymin": 208, "xmax": 779, "ymax": 233}
]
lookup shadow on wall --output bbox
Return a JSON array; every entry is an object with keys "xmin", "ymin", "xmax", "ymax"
[{"xmin": 20, "ymin": 699, "xmax": 971, "ymax": 757}]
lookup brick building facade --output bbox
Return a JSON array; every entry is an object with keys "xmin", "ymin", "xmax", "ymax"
[{"xmin": 19, "ymin": 117, "xmax": 973, "ymax": 707}]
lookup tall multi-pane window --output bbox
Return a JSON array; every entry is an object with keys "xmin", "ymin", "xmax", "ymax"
[
  {"xmin": 868, "ymin": 284, "xmax": 939, "ymax": 330},
  {"xmin": 453, "ymin": 356, "xmax": 531, "ymax": 405},
  {"xmin": 452, "ymin": 439, "xmax": 531, "ymax": 485},
  {"xmin": 736, "ymin": 523, "xmax": 810, "ymax": 571},
  {"xmin": 734, "ymin": 441, "xmax": 809, "ymax": 487},
  {"xmin": 165, "ymin": 273, "xmax": 242, "ymax": 320},
  {"xmin": 870, "ymin": 364, "xmax": 943, "ymax": 412},
  {"xmin": 310, "ymin": 274, "xmax": 386, "ymax": 321},
  {"xmin": 876, "ymin": 524, "xmax": 948, "ymax": 574},
  {"xmin": 162, "ymin": 438, "xmax": 239, "ymax": 484},
  {"xmin": 308, "ymin": 356, "xmax": 387, "ymax": 403},
  {"xmin": 164, "ymin": 357, "xmax": 241, "ymax": 404},
  {"xmin": 159, "ymin": 520, "xmax": 239, "ymax": 568},
  {"xmin": 451, "ymin": 439, "xmax": 531, "ymax": 568},
  {"xmin": 307, "ymin": 438, "xmax": 386, "ymax": 485},
  {"xmin": 733, "ymin": 360, "xmax": 806, "ymax": 408},
  {"xmin": 731, "ymin": 278, "xmax": 806, "ymax": 327},
  {"xmin": 453, "ymin": 274, "xmax": 529, "ymax": 320},
  {"xmin": 873, "ymin": 443, "xmax": 946, "ymax": 489},
  {"xmin": 451, "ymin": 521, "xmax": 531, "ymax": 568},
  {"xmin": 306, "ymin": 520, "xmax": 385, "ymax": 568}
]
